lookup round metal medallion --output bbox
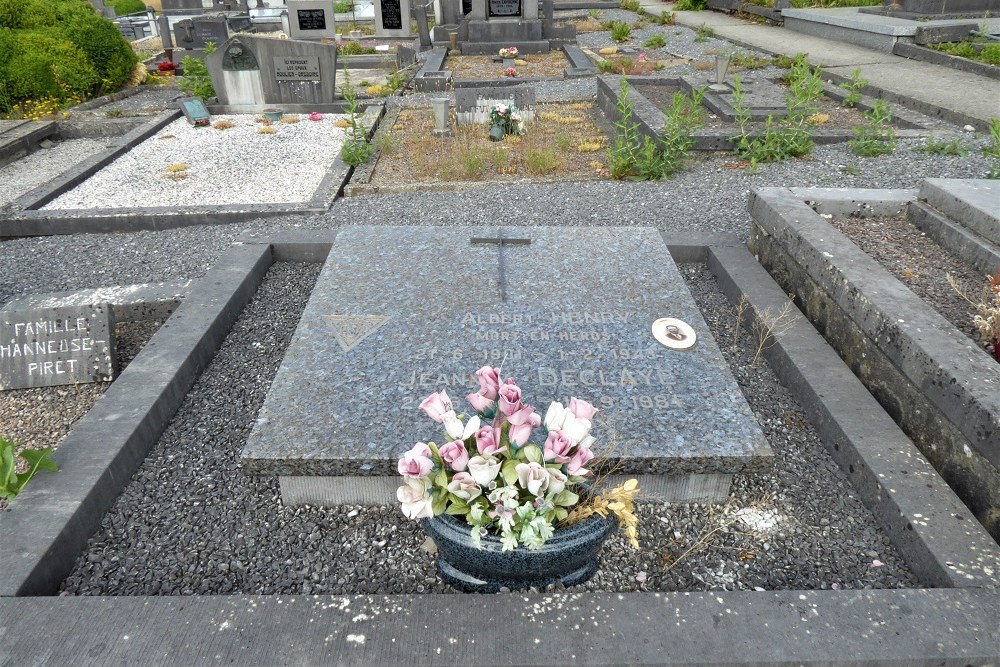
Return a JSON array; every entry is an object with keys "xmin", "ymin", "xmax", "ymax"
[{"xmin": 652, "ymin": 318, "xmax": 696, "ymax": 350}]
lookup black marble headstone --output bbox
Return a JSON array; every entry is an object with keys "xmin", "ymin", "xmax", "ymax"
[{"xmin": 380, "ymin": 0, "xmax": 404, "ymax": 30}]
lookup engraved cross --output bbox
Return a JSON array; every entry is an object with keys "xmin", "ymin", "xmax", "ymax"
[{"xmin": 470, "ymin": 228, "xmax": 530, "ymax": 303}]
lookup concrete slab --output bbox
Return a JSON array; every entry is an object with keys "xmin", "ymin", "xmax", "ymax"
[
  {"xmin": 919, "ymin": 178, "xmax": 1000, "ymax": 246},
  {"xmin": 2, "ymin": 589, "xmax": 998, "ymax": 666}
]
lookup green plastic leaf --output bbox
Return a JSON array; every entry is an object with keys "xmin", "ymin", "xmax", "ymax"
[
  {"xmin": 431, "ymin": 491, "xmax": 449, "ymax": 515},
  {"xmin": 522, "ymin": 445, "xmax": 542, "ymax": 464},
  {"xmin": 553, "ymin": 490, "xmax": 579, "ymax": 507},
  {"xmin": 445, "ymin": 498, "xmax": 469, "ymax": 515},
  {"xmin": 433, "ymin": 468, "xmax": 448, "ymax": 489},
  {"xmin": 501, "ymin": 459, "xmax": 519, "ymax": 486}
]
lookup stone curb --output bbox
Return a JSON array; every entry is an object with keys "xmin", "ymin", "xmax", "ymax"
[
  {"xmin": 0, "ymin": 244, "xmax": 273, "ymax": 596},
  {"xmin": 1, "ymin": 588, "xmax": 997, "ymax": 665},
  {"xmin": 909, "ymin": 201, "xmax": 1000, "ymax": 276},
  {"xmin": 893, "ymin": 42, "xmax": 1000, "ymax": 82},
  {"xmin": 708, "ymin": 244, "xmax": 1000, "ymax": 588},
  {"xmin": 0, "ymin": 121, "xmax": 59, "ymax": 168},
  {"xmin": 919, "ymin": 178, "xmax": 1000, "ymax": 247},
  {"xmin": 747, "ymin": 186, "xmax": 1000, "ymax": 540}
]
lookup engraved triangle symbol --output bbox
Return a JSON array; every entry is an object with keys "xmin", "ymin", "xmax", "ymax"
[{"xmin": 324, "ymin": 315, "xmax": 391, "ymax": 352}]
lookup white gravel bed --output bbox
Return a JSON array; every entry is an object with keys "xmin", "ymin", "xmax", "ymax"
[
  {"xmin": 44, "ymin": 114, "xmax": 350, "ymax": 210},
  {"xmin": 0, "ymin": 139, "xmax": 110, "ymax": 207}
]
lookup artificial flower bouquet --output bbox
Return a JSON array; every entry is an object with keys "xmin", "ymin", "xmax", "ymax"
[
  {"xmin": 397, "ymin": 366, "xmax": 600, "ymax": 551},
  {"xmin": 487, "ymin": 103, "xmax": 525, "ymax": 137},
  {"xmin": 498, "ymin": 46, "xmax": 519, "ymax": 58}
]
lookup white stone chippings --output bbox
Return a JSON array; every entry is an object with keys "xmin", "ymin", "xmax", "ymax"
[{"xmin": 43, "ymin": 115, "xmax": 350, "ymax": 210}]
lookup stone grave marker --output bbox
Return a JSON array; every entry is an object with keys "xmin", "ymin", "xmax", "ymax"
[
  {"xmin": 287, "ymin": 0, "xmax": 338, "ymax": 40},
  {"xmin": 242, "ymin": 226, "xmax": 772, "ymax": 506},
  {"xmin": 207, "ymin": 35, "xmax": 338, "ymax": 108},
  {"xmin": 455, "ymin": 85, "xmax": 535, "ymax": 124},
  {"xmin": 375, "ymin": 0, "xmax": 412, "ymax": 37},
  {"xmin": 0, "ymin": 304, "xmax": 117, "ymax": 391},
  {"xmin": 463, "ymin": 0, "xmax": 545, "ymax": 54},
  {"xmin": 179, "ymin": 97, "xmax": 211, "ymax": 125},
  {"xmin": 173, "ymin": 15, "xmax": 230, "ymax": 50}
]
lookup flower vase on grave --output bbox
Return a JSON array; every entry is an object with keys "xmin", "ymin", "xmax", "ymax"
[{"xmin": 489, "ymin": 123, "xmax": 506, "ymax": 141}]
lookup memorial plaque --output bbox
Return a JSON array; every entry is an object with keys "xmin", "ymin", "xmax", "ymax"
[
  {"xmin": 0, "ymin": 305, "xmax": 117, "ymax": 391},
  {"xmin": 488, "ymin": 0, "xmax": 521, "ymax": 17},
  {"xmin": 297, "ymin": 8, "xmax": 327, "ymax": 30},
  {"xmin": 243, "ymin": 226, "xmax": 771, "ymax": 479},
  {"xmin": 179, "ymin": 98, "xmax": 210, "ymax": 126},
  {"xmin": 273, "ymin": 56, "xmax": 321, "ymax": 81},
  {"xmin": 380, "ymin": 0, "xmax": 404, "ymax": 29},
  {"xmin": 221, "ymin": 39, "xmax": 259, "ymax": 71}
]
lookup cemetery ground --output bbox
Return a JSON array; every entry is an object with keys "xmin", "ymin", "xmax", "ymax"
[{"xmin": 2, "ymin": 5, "xmax": 1000, "ymax": 666}]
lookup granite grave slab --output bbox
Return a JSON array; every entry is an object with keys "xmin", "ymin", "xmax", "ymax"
[
  {"xmin": 242, "ymin": 226, "xmax": 772, "ymax": 505},
  {"xmin": 0, "ymin": 304, "xmax": 116, "ymax": 390}
]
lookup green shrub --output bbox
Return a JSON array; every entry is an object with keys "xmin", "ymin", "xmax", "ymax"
[
  {"xmin": 107, "ymin": 0, "xmax": 146, "ymax": 15},
  {"xmin": 644, "ymin": 33, "xmax": 666, "ymax": 48},
  {"xmin": 62, "ymin": 8, "xmax": 138, "ymax": 92},
  {"xmin": 4, "ymin": 28, "xmax": 98, "ymax": 104},
  {"xmin": 179, "ymin": 41, "xmax": 216, "ymax": 99},
  {"xmin": 0, "ymin": 0, "xmax": 58, "ymax": 30},
  {"xmin": 982, "ymin": 43, "xmax": 1000, "ymax": 65},
  {"xmin": 610, "ymin": 20, "xmax": 631, "ymax": 42}
]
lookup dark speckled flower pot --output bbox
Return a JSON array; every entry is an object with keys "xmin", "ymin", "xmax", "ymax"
[{"xmin": 421, "ymin": 512, "xmax": 618, "ymax": 593}]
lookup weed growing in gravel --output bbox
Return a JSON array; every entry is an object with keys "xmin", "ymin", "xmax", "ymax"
[
  {"xmin": 0, "ymin": 436, "xmax": 58, "ymax": 502},
  {"xmin": 749, "ymin": 298, "xmax": 797, "ymax": 366},
  {"xmin": 608, "ymin": 78, "xmax": 642, "ymax": 179},
  {"xmin": 339, "ymin": 66, "xmax": 375, "ymax": 167},
  {"xmin": 839, "ymin": 67, "xmax": 867, "ymax": 107},
  {"xmin": 212, "ymin": 119, "xmax": 235, "ymax": 130},
  {"xmin": 589, "ymin": 8, "xmax": 603, "ymax": 18},
  {"xmin": 660, "ymin": 495, "xmax": 773, "ymax": 574},
  {"xmin": 610, "ymin": 20, "xmax": 632, "ymax": 42},
  {"xmin": 730, "ymin": 74, "xmax": 814, "ymax": 167},
  {"xmin": 916, "ymin": 137, "xmax": 968, "ymax": 155},
  {"xmin": 620, "ymin": 0, "xmax": 640, "ymax": 10},
  {"xmin": 694, "ymin": 24, "xmax": 714, "ymax": 42},
  {"xmin": 644, "ymin": 34, "xmax": 667, "ymax": 48},
  {"xmin": 525, "ymin": 146, "xmax": 563, "ymax": 175},
  {"xmin": 279, "ymin": 114, "xmax": 301, "ymax": 124},
  {"xmin": 258, "ymin": 126, "xmax": 276, "ymax": 135},
  {"xmin": 849, "ymin": 100, "xmax": 896, "ymax": 157},
  {"xmin": 731, "ymin": 52, "xmax": 773, "ymax": 71},
  {"xmin": 658, "ymin": 10, "xmax": 675, "ymax": 24},
  {"xmin": 674, "ymin": 0, "xmax": 707, "ymax": 10},
  {"xmin": 983, "ymin": 118, "xmax": 1000, "ymax": 158},
  {"xmin": 556, "ymin": 132, "xmax": 573, "ymax": 150}
]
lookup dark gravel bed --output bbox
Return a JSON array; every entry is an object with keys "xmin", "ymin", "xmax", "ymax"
[
  {"xmin": 59, "ymin": 261, "xmax": 917, "ymax": 596},
  {"xmin": 827, "ymin": 214, "xmax": 988, "ymax": 352}
]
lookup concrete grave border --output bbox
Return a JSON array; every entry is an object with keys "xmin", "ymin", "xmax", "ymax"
[
  {"xmin": 1, "ymin": 229, "xmax": 998, "ymax": 666},
  {"xmin": 596, "ymin": 75, "xmax": 940, "ymax": 152},
  {"xmin": 0, "ymin": 105, "xmax": 384, "ymax": 238},
  {"xmin": 747, "ymin": 186, "xmax": 1000, "ymax": 541}
]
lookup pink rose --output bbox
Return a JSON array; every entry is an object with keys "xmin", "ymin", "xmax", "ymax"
[
  {"xmin": 475, "ymin": 425, "xmax": 505, "ymax": 456},
  {"xmin": 419, "ymin": 390, "xmax": 453, "ymax": 422},
  {"xmin": 308, "ymin": 112, "xmax": 324, "ymax": 121},
  {"xmin": 446, "ymin": 471, "xmax": 482, "ymax": 501},
  {"xmin": 569, "ymin": 397, "xmax": 598, "ymax": 420},
  {"xmin": 476, "ymin": 366, "xmax": 502, "ymax": 399},
  {"xmin": 466, "ymin": 391, "xmax": 496, "ymax": 414},
  {"xmin": 438, "ymin": 439, "xmax": 470, "ymax": 472},
  {"xmin": 507, "ymin": 405, "xmax": 540, "ymax": 447},
  {"xmin": 397, "ymin": 442, "xmax": 433, "ymax": 478},
  {"xmin": 543, "ymin": 430, "xmax": 574, "ymax": 464},
  {"xmin": 498, "ymin": 380, "xmax": 522, "ymax": 416},
  {"xmin": 566, "ymin": 445, "xmax": 595, "ymax": 477}
]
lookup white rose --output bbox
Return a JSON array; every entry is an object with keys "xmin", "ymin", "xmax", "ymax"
[
  {"xmin": 562, "ymin": 414, "xmax": 592, "ymax": 444},
  {"xmin": 397, "ymin": 477, "xmax": 434, "ymax": 519},
  {"xmin": 543, "ymin": 401, "xmax": 569, "ymax": 432},
  {"xmin": 515, "ymin": 461, "xmax": 549, "ymax": 497},
  {"xmin": 468, "ymin": 455, "xmax": 501, "ymax": 486},
  {"xmin": 447, "ymin": 471, "xmax": 482, "ymax": 501},
  {"xmin": 546, "ymin": 468, "xmax": 567, "ymax": 496}
]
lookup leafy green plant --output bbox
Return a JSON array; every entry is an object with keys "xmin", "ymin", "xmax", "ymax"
[
  {"xmin": 674, "ymin": 0, "xmax": 707, "ymax": 10},
  {"xmin": 385, "ymin": 69, "xmax": 408, "ymax": 92},
  {"xmin": 588, "ymin": 8, "xmax": 603, "ymax": 18},
  {"xmin": 774, "ymin": 52, "xmax": 807, "ymax": 71},
  {"xmin": 917, "ymin": 137, "xmax": 968, "ymax": 156},
  {"xmin": 658, "ymin": 10, "xmax": 675, "ymax": 24},
  {"xmin": 694, "ymin": 24, "xmax": 714, "ymax": 42},
  {"xmin": 785, "ymin": 55, "xmax": 824, "ymax": 118},
  {"xmin": 839, "ymin": 66, "xmax": 867, "ymax": 107},
  {"xmin": 620, "ymin": 0, "xmax": 640, "ymax": 10},
  {"xmin": 984, "ymin": 118, "xmax": 1000, "ymax": 158},
  {"xmin": 610, "ymin": 20, "xmax": 632, "ymax": 42},
  {"xmin": 525, "ymin": 146, "xmax": 562, "ymax": 174},
  {"xmin": 608, "ymin": 77, "xmax": 641, "ymax": 179},
  {"xmin": 730, "ymin": 74, "xmax": 814, "ymax": 166},
  {"xmin": 731, "ymin": 52, "xmax": 773, "ymax": 70},
  {"xmin": 339, "ymin": 66, "xmax": 374, "ymax": 166},
  {"xmin": 179, "ymin": 41, "xmax": 216, "ymax": 99},
  {"xmin": 597, "ymin": 59, "xmax": 613, "ymax": 73},
  {"xmin": 1, "ymin": 436, "xmax": 57, "ymax": 501},
  {"xmin": 334, "ymin": 0, "xmax": 353, "ymax": 11},
  {"xmin": 644, "ymin": 33, "xmax": 666, "ymax": 48},
  {"xmin": 107, "ymin": 0, "xmax": 146, "ymax": 14},
  {"xmin": 849, "ymin": 99, "xmax": 896, "ymax": 157}
]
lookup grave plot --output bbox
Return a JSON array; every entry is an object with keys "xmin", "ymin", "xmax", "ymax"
[
  {"xmin": 44, "ymin": 114, "xmax": 349, "ymax": 209},
  {"xmin": 4, "ymin": 232, "xmax": 998, "ymax": 666},
  {"xmin": 351, "ymin": 101, "xmax": 612, "ymax": 192},
  {"xmin": 748, "ymin": 181, "xmax": 1000, "ymax": 542},
  {"xmin": 446, "ymin": 50, "xmax": 573, "ymax": 80}
]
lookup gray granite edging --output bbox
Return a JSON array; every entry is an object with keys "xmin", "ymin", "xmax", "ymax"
[
  {"xmin": 708, "ymin": 243, "xmax": 1000, "ymax": 589},
  {"xmin": 1, "ymin": 589, "xmax": 998, "ymax": 666},
  {"xmin": 893, "ymin": 42, "xmax": 1000, "ymax": 82},
  {"xmin": 0, "ymin": 121, "xmax": 59, "ymax": 167},
  {"xmin": 0, "ymin": 244, "xmax": 275, "ymax": 596}
]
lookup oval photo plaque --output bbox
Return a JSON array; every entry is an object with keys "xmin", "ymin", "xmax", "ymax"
[{"xmin": 652, "ymin": 318, "xmax": 696, "ymax": 350}]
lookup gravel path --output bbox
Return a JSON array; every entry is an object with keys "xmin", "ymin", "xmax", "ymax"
[
  {"xmin": 0, "ymin": 138, "xmax": 110, "ymax": 207},
  {"xmin": 44, "ymin": 114, "xmax": 349, "ymax": 209},
  {"xmin": 59, "ymin": 261, "xmax": 916, "ymax": 595}
]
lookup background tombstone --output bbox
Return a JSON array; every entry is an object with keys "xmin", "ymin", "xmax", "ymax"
[
  {"xmin": 206, "ymin": 35, "xmax": 339, "ymax": 109},
  {"xmin": 286, "ymin": 0, "xmax": 338, "ymax": 40},
  {"xmin": 0, "ymin": 305, "xmax": 117, "ymax": 391},
  {"xmin": 462, "ymin": 0, "xmax": 545, "ymax": 53},
  {"xmin": 375, "ymin": 0, "xmax": 412, "ymax": 37},
  {"xmin": 455, "ymin": 85, "xmax": 535, "ymax": 124}
]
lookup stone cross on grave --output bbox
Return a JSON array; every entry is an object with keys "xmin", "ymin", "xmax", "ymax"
[{"xmin": 470, "ymin": 228, "xmax": 530, "ymax": 303}]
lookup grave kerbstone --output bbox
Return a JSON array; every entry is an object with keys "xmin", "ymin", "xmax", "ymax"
[
  {"xmin": 242, "ymin": 226, "xmax": 772, "ymax": 505},
  {"xmin": 0, "ymin": 304, "xmax": 117, "ymax": 390},
  {"xmin": 455, "ymin": 84, "xmax": 535, "ymax": 124}
]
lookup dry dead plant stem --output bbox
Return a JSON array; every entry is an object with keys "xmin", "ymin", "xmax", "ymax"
[
  {"xmin": 750, "ymin": 298, "xmax": 797, "ymax": 366},
  {"xmin": 661, "ymin": 494, "xmax": 771, "ymax": 575}
]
